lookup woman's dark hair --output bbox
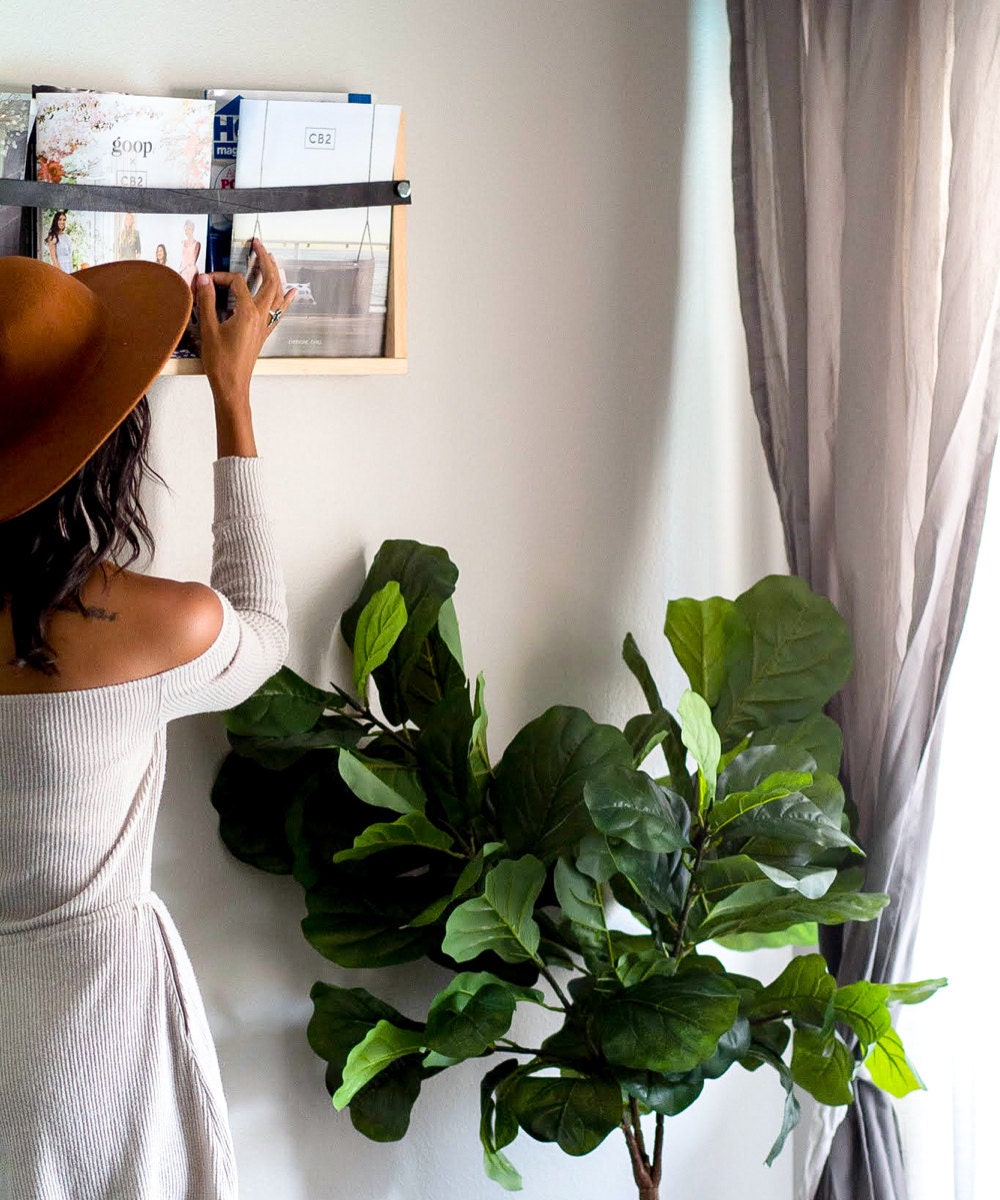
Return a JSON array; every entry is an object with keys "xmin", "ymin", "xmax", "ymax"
[
  {"xmin": 0, "ymin": 396, "xmax": 167, "ymax": 676},
  {"xmin": 45, "ymin": 210, "xmax": 67, "ymax": 241}
]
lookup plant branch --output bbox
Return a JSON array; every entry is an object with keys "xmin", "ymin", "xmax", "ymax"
[
  {"xmin": 534, "ymin": 961, "xmax": 573, "ymax": 1012},
  {"xmin": 329, "ymin": 683, "xmax": 413, "ymax": 753},
  {"xmin": 652, "ymin": 1112, "xmax": 664, "ymax": 1185},
  {"xmin": 629, "ymin": 1097, "xmax": 648, "ymax": 1166},
  {"xmin": 496, "ymin": 1039, "xmax": 545, "ymax": 1055},
  {"xmin": 672, "ymin": 830, "xmax": 709, "ymax": 958},
  {"xmin": 621, "ymin": 1117, "xmax": 653, "ymax": 1194}
]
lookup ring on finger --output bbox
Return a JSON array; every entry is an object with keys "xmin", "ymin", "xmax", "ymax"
[{"xmin": 266, "ymin": 308, "xmax": 283, "ymax": 328}]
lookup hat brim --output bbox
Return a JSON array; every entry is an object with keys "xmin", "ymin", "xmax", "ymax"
[{"xmin": 0, "ymin": 261, "xmax": 193, "ymax": 521}]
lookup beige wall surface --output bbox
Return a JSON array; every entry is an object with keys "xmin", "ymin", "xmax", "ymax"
[{"xmin": 3, "ymin": 1, "xmax": 789, "ymax": 1196}]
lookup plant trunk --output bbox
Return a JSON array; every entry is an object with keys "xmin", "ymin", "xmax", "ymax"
[{"xmin": 623, "ymin": 1108, "xmax": 663, "ymax": 1200}]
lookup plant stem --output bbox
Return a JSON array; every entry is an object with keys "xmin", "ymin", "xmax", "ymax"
[
  {"xmin": 535, "ymin": 962, "xmax": 572, "ymax": 1012},
  {"xmin": 621, "ymin": 1110, "xmax": 659, "ymax": 1200},
  {"xmin": 330, "ymin": 684, "xmax": 413, "ymax": 753},
  {"xmin": 671, "ymin": 830, "xmax": 709, "ymax": 959},
  {"xmin": 496, "ymin": 1039, "xmax": 545, "ymax": 1055}
]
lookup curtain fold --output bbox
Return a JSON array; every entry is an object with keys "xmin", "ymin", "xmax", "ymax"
[{"xmin": 726, "ymin": 2, "xmax": 1000, "ymax": 1197}]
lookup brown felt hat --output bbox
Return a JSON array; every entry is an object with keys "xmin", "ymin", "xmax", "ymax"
[{"xmin": 0, "ymin": 255, "xmax": 193, "ymax": 522}]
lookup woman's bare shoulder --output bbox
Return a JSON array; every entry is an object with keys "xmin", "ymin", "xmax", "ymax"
[{"xmin": 125, "ymin": 571, "xmax": 225, "ymax": 669}]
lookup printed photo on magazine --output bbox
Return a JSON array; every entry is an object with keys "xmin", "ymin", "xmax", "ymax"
[
  {"xmin": 33, "ymin": 89, "xmax": 215, "ymax": 356},
  {"xmin": 230, "ymin": 98, "xmax": 401, "ymax": 358}
]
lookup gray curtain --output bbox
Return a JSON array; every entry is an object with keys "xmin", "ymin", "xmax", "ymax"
[{"xmin": 726, "ymin": 2, "xmax": 1000, "ymax": 1197}]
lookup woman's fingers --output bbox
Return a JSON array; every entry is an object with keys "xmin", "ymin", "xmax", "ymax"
[
  {"xmin": 195, "ymin": 274, "xmax": 219, "ymax": 335},
  {"xmin": 204, "ymin": 270, "xmax": 253, "ymax": 305}
]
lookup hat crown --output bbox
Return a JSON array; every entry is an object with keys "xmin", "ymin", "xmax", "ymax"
[{"xmin": 0, "ymin": 258, "xmax": 105, "ymax": 428}]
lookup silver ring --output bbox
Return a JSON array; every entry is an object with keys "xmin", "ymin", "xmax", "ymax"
[{"xmin": 266, "ymin": 308, "xmax": 283, "ymax": 328}]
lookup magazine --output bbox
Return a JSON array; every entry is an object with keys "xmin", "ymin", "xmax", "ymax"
[
  {"xmin": 231, "ymin": 99, "xmax": 401, "ymax": 358},
  {"xmin": 33, "ymin": 90, "xmax": 215, "ymax": 355},
  {"xmin": 0, "ymin": 93, "xmax": 34, "ymax": 257},
  {"xmin": 204, "ymin": 87, "xmax": 371, "ymax": 273}
]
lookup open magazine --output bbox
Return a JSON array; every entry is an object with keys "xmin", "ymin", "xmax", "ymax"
[
  {"xmin": 0, "ymin": 93, "xmax": 34, "ymax": 257},
  {"xmin": 230, "ymin": 99, "xmax": 401, "ymax": 358},
  {"xmin": 33, "ymin": 89, "xmax": 215, "ymax": 355}
]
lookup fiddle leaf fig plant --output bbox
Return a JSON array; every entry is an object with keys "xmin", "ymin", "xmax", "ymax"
[{"xmin": 211, "ymin": 541, "xmax": 944, "ymax": 1200}]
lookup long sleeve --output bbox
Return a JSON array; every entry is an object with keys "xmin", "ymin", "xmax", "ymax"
[{"xmin": 159, "ymin": 456, "xmax": 289, "ymax": 724}]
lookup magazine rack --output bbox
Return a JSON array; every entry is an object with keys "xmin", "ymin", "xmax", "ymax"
[
  {"xmin": 169, "ymin": 112, "xmax": 409, "ymax": 377},
  {"xmin": 0, "ymin": 112, "xmax": 409, "ymax": 377}
]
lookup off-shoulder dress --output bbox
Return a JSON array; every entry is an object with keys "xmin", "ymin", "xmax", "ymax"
[{"xmin": 0, "ymin": 456, "xmax": 288, "ymax": 1199}]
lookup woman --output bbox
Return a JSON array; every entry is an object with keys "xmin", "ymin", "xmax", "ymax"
[
  {"xmin": 155, "ymin": 242, "xmax": 168, "ymax": 265},
  {"xmin": 0, "ymin": 240, "xmax": 296, "ymax": 1197},
  {"xmin": 116, "ymin": 211, "xmax": 142, "ymax": 260},
  {"xmin": 178, "ymin": 218, "xmax": 201, "ymax": 285},
  {"xmin": 44, "ymin": 209, "xmax": 73, "ymax": 271}
]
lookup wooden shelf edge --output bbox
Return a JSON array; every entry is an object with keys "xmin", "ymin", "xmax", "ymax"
[{"xmin": 160, "ymin": 357, "xmax": 408, "ymax": 376}]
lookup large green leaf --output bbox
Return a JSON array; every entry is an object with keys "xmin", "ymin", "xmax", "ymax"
[
  {"xmin": 590, "ymin": 971, "xmax": 740, "ymax": 1073},
  {"xmin": 353, "ymin": 581, "xmax": 408, "ymax": 696},
  {"xmin": 442, "ymin": 856, "xmax": 546, "ymax": 963},
  {"xmin": 494, "ymin": 707, "xmax": 633, "ymax": 862},
  {"xmin": 470, "ymin": 671, "xmax": 491, "ymax": 790},
  {"xmin": 425, "ymin": 972, "xmax": 543, "ymax": 1060},
  {"xmin": 583, "ymin": 766, "xmax": 688, "ymax": 854},
  {"xmin": 617, "ymin": 1070, "xmax": 703, "ymax": 1116},
  {"xmin": 790, "ymin": 1027, "xmax": 855, "ymax": 1105},
  {"xmin": 694, "ymin": 879, "xmax": 889, "ymax": 943},
  {"xmin": 884, "ymin": 978, "xmax": 948, "ymax": 1005},
  {"xmin": 333, "ymin": 1020, "xmax": 426, "ymax": 1108},
  {"xmin": 623, "ymin": 709, "xmax": 687, "ymax": 778},
  {"xmin": 740, "ymin": 1045, "xmax": 801, "ymax": 1167},
  {"xmin": 480, "ymin": 1060, "xmax": 523, "ymax": 1190},
  {"xmin": 622, "ymin": 632, "xmax": 663, "ymax": 711},
  {"xmin": 607, "ymin": 838, "xmax": 685, "ymax": 918},
  {"xmin": 864, "ymin": 1027, "xmax": 924, "ymax": 1098},
  {"xmin": 744, "ymin": 953, "xmax": 836, "ymax": 1030},
  {"xmin": 436, "ymin": 596, "xmax": 464, "ymax": 672},
  {"xmin": 224, "ymin": 665, "xmax": 335, "ymax": 736},
  {"xmin": 416, "ymin": 686, "xmax": 479, "ymax": 830},
  {"xmin": 333, "ymin": 811, "xmax": 457, "ymax": 863},
  {"xmin": 307, "ymin": 983, "xmax": 420, "ymax": 1090},
  {"xmin": 712, "ymin": 576, "xmax": 853, "ymax": 745},
  {"xmin": 714, "ymin": 923, "xmax": 818, "ymax": 951},
  {"xmin": 340, "ymin": 540, "xmax": 461, "ymax": 726},
  {"xmin": 504, "ymin": 1075, "xmax": 622, "ymax": 1156},
  {"xmin": 833, "ymin": 981, "xmax": 891, "ymax": 1051},
  {"xmin": 717, "ymin": 745, "xmax": 817, "ymax": 798},
  {"xmin": 709, "ymin": 773, "xmax": 814, "ymax": 831},
  {"xmin": 751, "ymin": 714, "xmax": 844, "ymax": 776},
  {"xmin": 338, "ymin": 749, "xmax": 427, "ymax": 815},
  {"xmin": 227, "ymin": 714, "xmax": 366, "ymax": 770},
  {"xmin": 211, "ymin": 750, "xmax": 306, "ymax": 874},
  {"xmin": 553, "ymin": 857, "xmax": 613, "ymax": 972},
  {"xmin": 755, "ymin": 863, "xmax": 836, "ymax": 899},
  {"xmin": 348, "ymin": 1055, "xmax": 425, "ymax": 1142},
  {"xmin": 677, "ymin": 689, "xmax": 721, "ymax": 807},
  {"xmin": 302, "ymin": 873, "xmax": 439, "ymax": 968},
  {"xmin": 715, "ymin": 789, "xmax": 860, "ymax": 855},
  {"xmin": 665, "ymin": 596, "xmax": 751, "ymax": 708}
]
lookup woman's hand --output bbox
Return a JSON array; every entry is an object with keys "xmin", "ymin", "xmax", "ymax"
[{"xmin": 193, "ymin": 237, "xmax": 297, "ymax": 403}]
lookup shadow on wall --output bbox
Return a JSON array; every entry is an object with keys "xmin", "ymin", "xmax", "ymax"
[{"xmin": 522, "ymin": 0, "xmax": 690, "ymax": 712}]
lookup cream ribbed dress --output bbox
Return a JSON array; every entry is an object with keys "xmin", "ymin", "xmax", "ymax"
[{"xmin": 0, "ymin": 456, "xmax": 289, "ymax": 1199}]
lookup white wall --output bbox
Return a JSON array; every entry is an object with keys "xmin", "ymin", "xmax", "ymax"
[{"xmin": 4, "ymin": 1, "xmax": 789, "ymax": 1196}]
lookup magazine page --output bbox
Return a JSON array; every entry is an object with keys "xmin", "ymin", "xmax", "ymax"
[
  {"xmin": 204, "ymin": 87, "xmax": 370, "ymax": 273},
  {"xmin": 231, "ymin": 99, "xmax": 401, "ymax": 358},
  {"xmin": 0, "ymin": 93, "xmax": 34, "ymax": 257},
  {"xmin": 33, "ymin": 91, "xmax": 215, "ymax": 355}
]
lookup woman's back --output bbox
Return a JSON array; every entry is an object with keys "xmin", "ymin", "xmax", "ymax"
[{"xmin": 0, "ymin": 567, "xmax": 224, "ymax": 695}]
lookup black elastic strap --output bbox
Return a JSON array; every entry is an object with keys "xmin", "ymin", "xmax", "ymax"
[{"xmin": 0, "ymin": 178, "xmax": 411, "ymax": 213}]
